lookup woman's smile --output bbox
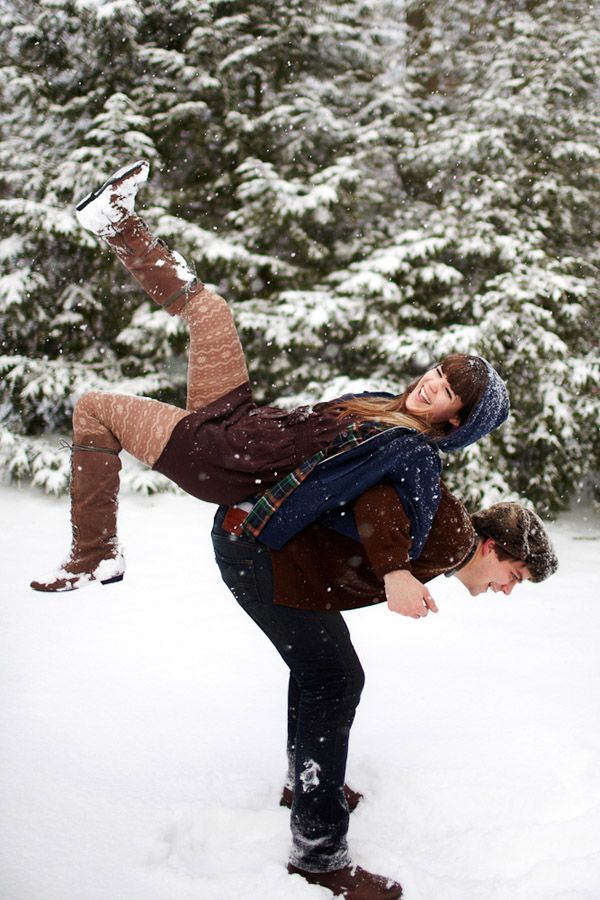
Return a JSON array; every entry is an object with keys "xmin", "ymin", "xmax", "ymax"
[{"xmin": 406, "ymin": 366, "xmax": 463, "ymax": 425}]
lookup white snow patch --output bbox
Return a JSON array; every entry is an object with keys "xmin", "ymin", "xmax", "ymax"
[
  {"xmin": 170, "ymin": 249, "xmax": 195, "ymax": 283},
  {"xmin": 299, "ymin": 760, "xmax": 321, "ymax": 793},
  {"xmin": 1, "ymin": 485, "xmax": 600, "ymax": 899}
]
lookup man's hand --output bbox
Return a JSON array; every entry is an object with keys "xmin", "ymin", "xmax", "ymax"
[{"xmin": 384, "ymin": 569, "xmax": 439, "ymax": 618}]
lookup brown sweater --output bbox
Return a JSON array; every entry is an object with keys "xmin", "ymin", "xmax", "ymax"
[{"xmin": 270, "ymin": 482, "xmax": 474, "ymax": 611}]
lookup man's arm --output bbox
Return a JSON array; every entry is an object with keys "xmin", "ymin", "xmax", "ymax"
[{"xmin": 354, "ymin": 485, "xmax": 439, "ymax": 618}]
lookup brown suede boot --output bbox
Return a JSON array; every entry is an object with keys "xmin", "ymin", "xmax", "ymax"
[
  {"xmin": 280, "ymin": 783, "xmax": 363, "ymax": 813},
  {"xmin": 30, "ymin": 442, "xmax": 124, "ymax": 593},
  {"xmin": 75, "ymin": 160, "xmax": 197, "ymax": 315},
  {"xmin": 287, "ymin": 863, "xmax": 403, "ymax": 899},
  {"xmin": 105, "ymin": 216, "xmax": 198, "ymax": 315}
]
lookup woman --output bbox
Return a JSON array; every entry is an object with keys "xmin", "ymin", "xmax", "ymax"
[{"xmin": 30, "ymin": 161, "xmax": 509, "ymax": 593}]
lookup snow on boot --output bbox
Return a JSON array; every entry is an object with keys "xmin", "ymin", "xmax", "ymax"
[
  {"xmin": 30, "ymin": 442, "xmax": 125, "ymax": 593},
  {"xmin": 75, "ymin": 159, "xmax": 149, "ymax": 237},
  {"xmin": 287, "ymin": 863, "xmax": 403, "ymax": 899},
  {"xmin": 75, "ymin": 160, "xmax": 197, "ymax": 315},
  {"xmin": 104, "ymin": 218, "xmax": 197, "ymax": 315}
]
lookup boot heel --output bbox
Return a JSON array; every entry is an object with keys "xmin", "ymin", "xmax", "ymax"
[{"xmin": 101, "ymin": 574, "xmax": 124, "ymax": 586}]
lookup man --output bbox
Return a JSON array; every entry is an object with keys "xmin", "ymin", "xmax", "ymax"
[{"xmin": 211, "ymin": 482, "xmax": 557, "ymax": 899}]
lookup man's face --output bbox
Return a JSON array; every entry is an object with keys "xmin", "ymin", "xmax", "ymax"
[
  {"xmin": 405, "ymin": 365, "xmax": 463, "ymax": 426},
  {"xmin": 458, "ymin": 539, "xmax": 532, "ymax": 596}
]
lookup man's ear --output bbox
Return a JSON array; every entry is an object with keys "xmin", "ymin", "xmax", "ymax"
[{"xmin": 480, "ymin": 537, "xmax": 497, "ymax": 557}]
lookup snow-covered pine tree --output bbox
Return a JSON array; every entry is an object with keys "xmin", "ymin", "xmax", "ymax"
[
  {"xmin": 241, "ymin": 0, "xmax": 600, "ymax": 513},
  {"xmin": 0, "ymin": 0, "xmax": 598, "ymax": 512},
  {"xmin": 0, "ymin": 0, "xmax": 396, "ymax": 491},
  {"xmin": 398, "ymin": 2, "xmax": 591, "ymax": 514},
  {"xmin": 0, "ymin": 0, "xmax": 177, "ymax": 492},
  {"xmin": 390, "ymin": 0, "xmax": 600, "ymax": 512}
]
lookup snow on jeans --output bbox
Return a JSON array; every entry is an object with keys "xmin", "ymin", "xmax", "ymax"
[{"xmin": 211, "ymin": 506, "xmax": 365, "ymax": 872}]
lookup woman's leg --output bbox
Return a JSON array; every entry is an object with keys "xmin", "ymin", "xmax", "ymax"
[
  {"xmin": 179, "ymin": 285, "xmax": 249, "ymax": 411},
  {"xmin": 103, "ymin": 216, "xmax": 250, "ymax": 410},
  {"xmin": 76, "ymin": 161, "xmax": 249, "ymax": 410},
  {"xmin": 30, "ymin": 436, "xmax": 124, "ymax": 593},
  {"xmin": 72, "ymin": 391, "xmax": 188, "ymax": 466},
  {"xmin": 29, "ymin": 392, "xmax": 189, "ymax": 593}
]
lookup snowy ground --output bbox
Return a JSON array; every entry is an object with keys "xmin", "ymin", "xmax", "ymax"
[{"xmin": 1, "ymin": 483, "xmax": 600, "ymax": 900}]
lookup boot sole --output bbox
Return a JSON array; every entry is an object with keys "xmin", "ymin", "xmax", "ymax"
[
  {"xmin": 101, "ymin": 574, "xmax": 125, "ymax": 586},
  {"xmin": 75, "ymin": 160, "xmax": 149, "ymax": 212},
  {"xmin": 30, "ymin": 571, "xmax": 125, "ymax": 593}
]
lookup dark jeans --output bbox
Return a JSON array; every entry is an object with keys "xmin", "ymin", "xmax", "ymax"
[{"xmin": 211, "ymin": 507, "xmax": 365, "ymax": 872}]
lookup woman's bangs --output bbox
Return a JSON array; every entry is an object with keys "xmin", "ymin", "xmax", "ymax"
[{"xmin": 441, "ymin": 355, "xmax": 488, "ymax": 417}]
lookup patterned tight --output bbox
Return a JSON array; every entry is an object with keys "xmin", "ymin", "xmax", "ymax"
[{"xmin": 73, "ymin": 283, "xmax": 249, "ymax": 466}]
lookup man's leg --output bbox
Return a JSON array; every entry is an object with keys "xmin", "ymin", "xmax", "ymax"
[
  {"xmin": 211, "ymin": 510, "xmax": 403, "ymax": 897},
  {"xmin": 211, "ymin": 509, "xmax": 362, "ymax": 873},
  {"xmin": 288, "ymin": 616, "xmax": 364, "ymax": 872},
  {"xmin": 281, "ymin": 675, "xmax": 363, "ymax": 813}
]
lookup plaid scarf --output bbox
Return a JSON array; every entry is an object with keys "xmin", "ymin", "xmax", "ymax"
[{"xmin": 242, "ymin": 420, "xmax": 391, "ymax": 539}]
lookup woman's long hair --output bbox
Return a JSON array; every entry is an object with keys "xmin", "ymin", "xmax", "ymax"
[{"xmin": 332, "ymin": 354, "xmax": 489, "ymax": 437}]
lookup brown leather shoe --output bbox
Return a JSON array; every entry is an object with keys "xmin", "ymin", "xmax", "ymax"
[
  {"xmin": 280, "ymin": 783, "xmax": 363, "ymax": 812},
  {"xmin": 287, "ymin": 863, "xmax": 402, "ymax": 899}
]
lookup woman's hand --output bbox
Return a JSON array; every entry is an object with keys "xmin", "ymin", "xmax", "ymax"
[{"xmin": 384, "ymin": 569, "xmax": 439, "ymax": 618}]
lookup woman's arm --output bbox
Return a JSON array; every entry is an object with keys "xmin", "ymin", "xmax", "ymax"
[{"xmin": 354, "ymin": 484, "xmax": 438, "ymax": 618}]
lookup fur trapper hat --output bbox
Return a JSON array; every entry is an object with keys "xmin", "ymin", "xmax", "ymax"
[{"xmin": 471, "ymin": 502, "xmax": 558, "ymax": 583}]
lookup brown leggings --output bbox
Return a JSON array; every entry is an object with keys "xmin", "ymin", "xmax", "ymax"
[{"xmin": 74, "ymin": 250, "xmax": 249, "ymax": 466}]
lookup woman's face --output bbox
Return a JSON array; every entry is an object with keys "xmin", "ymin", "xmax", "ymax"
[{"xmin": 405, "ymin": 366, "xmax": 463, "ymax": 426}]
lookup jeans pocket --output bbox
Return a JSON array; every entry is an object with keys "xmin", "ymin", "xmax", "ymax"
[
  {"xmin": 216, "ymin": 554, "xmax": 257, "ymax": 587},
  {"xmin": 219, "ymin": 558, "xmax": 262, "ymax": 612}
]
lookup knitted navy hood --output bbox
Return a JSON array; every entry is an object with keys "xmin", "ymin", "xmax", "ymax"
[{"xmin": 436, "ymin": 357, "xmax": 510, "ymax": 454}]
